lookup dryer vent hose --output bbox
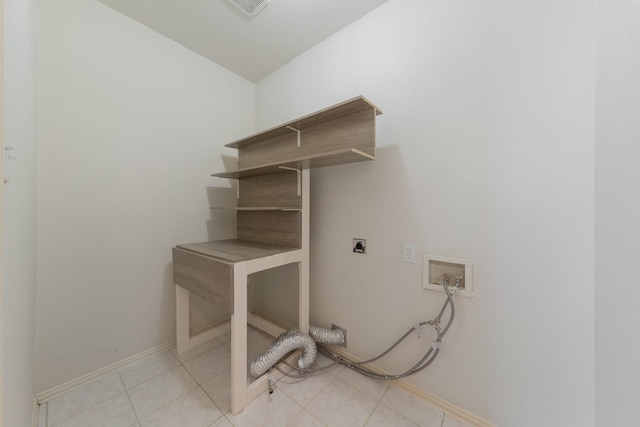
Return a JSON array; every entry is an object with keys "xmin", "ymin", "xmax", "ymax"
[
  {"xmin": 249, "ymin": 328, "xmax": 316, "ymax": 378},
  {"xmin": 309, "ymin": 324, "xmax": 344, "ymax": 345}
]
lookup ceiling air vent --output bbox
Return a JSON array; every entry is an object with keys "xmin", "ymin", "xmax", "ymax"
[{"xmin": 226, "ymin": 0, "xmax": 270, "ymax": 18}]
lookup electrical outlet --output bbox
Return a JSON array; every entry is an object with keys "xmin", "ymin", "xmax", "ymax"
[
  {"xmin": 331, "ymin": 324, "xmax": 347, "ymax": 347},
  {"xmin": 403, "ymin": 243, "xmax": 416, "ymax": 263}
]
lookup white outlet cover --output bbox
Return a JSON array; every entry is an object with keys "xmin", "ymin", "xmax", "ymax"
[{"xmin": 403, "ymin": 243, "xmax": 416, "ymax": 263}]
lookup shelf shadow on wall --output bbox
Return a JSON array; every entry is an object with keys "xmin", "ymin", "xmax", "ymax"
[{"xmin": 206, "ymin": 153, "xmax": 239, "ymax": 241}]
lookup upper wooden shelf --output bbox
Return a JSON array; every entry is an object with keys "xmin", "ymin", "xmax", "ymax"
[
  {"xmin": 214, "ymin": 96, "xmax": 381, "ymax": 178},
  {"xmin": 213, "ymin": 147, "xmax": 374, "ymax": 179},
  {"xmin": 225, "ymin": 96, "xmax": 382, "ymax": 149}
]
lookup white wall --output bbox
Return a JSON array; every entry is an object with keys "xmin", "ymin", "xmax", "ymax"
[
  {"xmin": 595, "ymin": 1, "xmax": 640, "ymax": 425},
  {"xmin": 256, "ymin": 0, "xmax": 595, "ymax": 425},
  {"xmin": 38, "ymin": 1, "xmax": 640, "ymax": 426},
  {"xmin": 2, "ymin": 0, "xmax": 38, "ymax": 424},
  {"xmin": 35, "ymin": 0, "xmax": 254, "ymax": 393}
]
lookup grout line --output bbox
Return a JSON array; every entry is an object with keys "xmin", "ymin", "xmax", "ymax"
[
  {"xmin": 208, "ymin": 414, "xmax": 233, "ymax": 427},
  {"xmin": 123, "ymin": 351, "xmax": 198, "ymax": 423},
  {"xmin": 179, "ymin": 346, "xmax": 225, "ymax": 386},
  {"xmin": 134, "ymin": 349, "xmax": 202, "ymax": 421},
  {"xmin": 173, "ymin": 344, "xmax": 228, "ymax": 417},
  {"xmin": 199, "ymin": 367, "xmax": 232, "ymax": 410},
  {"xmin": 371, "ymin": 386, "xmax": 424, "ymax": 427},
  {"xmin": 120, "ymin": 350, "xmax": 182, "ymax": 391},
  {"xmin": 206, "ymin": 414, "xmax": 227, "ymax": 427},
  {"xmin": 171, "ymin": 335, "xmax": 227, "ymax": 361},
  {"xmin": 137, "ymin": 382, "xmax": 202, "ymax": 425},
  {"xmin": 276, "ymin": 390, "xmax": 305, "ymax": 427},
  {"xmin": 119, "ymin": 371, "xmax": 142, "ymax": 426},
  {"xmin": 362, "ymin": 400, "xmax": 379, "ymax": 427},
  {"xmin": 275, "ymin": 370, "xmax": 333, "ymax": 410},
  {"xmin": 364, "ymin": 386, "xmax": 390, "ymax": 427}
]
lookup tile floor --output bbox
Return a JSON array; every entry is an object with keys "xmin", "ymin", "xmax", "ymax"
[{"xmin": 38, "ymin": 328, "xmax": 475, "ymax": 427}]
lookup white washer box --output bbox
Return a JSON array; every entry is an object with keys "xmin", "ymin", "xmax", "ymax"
[{"xmin": 423, "ymin": 254, "xmax": 473, "ymax": 298}]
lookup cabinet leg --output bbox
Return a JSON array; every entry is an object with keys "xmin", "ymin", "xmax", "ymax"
[
  {"xmin": 299, "ymin": 168, "xmax": 310, "ymax": 334},
  {"xmin": 230, "ymin": 262, "xmax": 248, "ymax": 415},
  {"xmin": 298, "ymin": 260, "xmax": 309, "ymax": 334},
  {"xmin": 176, "ymin": 285, "xmax": 190, "ymax": 354}
]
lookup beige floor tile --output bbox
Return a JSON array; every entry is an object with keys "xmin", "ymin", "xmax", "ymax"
[
  {"xmin": 225, "ymin": 387, "xmax": 302, "ymax": 427},
  {"xmin": 171, "ymin": 339, "xmax": 223, "ymax": 363},
  {"xmin": 53, "ymin": 393, "xmax": 136, "ymax": 427},
  {"xmin": 128, "ymin": 365, "xmax": 197, "ymax": 419},
  {"xmin": 335, "ymin": 365, "xmax": 389, "ymax": 401},
  {"xmin": 139, "ymin": 387, "xmax": 222, "ymax": 427},
  {"xmin": 201, "ymin": 369, "xmax": 231, "ymax": 413},
  {"xmin": 216, "ymin": 331, "xmax": 231, "ymax": 347},
  {"xmin": 365, "ymin": 403, "xmax": 422, "ymax": 427},
  {"xmin": 183, "ymin": 345, "xmax": 231, "ymax": 384},
  {"xmin": 313, "ymin": 353, "xmax": 345, "ymax": 376},
  {"xmin": 209, "ymin": 416, "xmax": 234, "ymax": 427},
  {"xmin": 47, "ymin": 372, "xmax": 124, "ymax": 425},
  {"xmin": 276, "ymin": 369, "xmax": 333, "ymax": 408},
  {"xmin": 119, "ymin": 351, "xmax": 179, "ymax": 389},
  {"xmin": 306, "ymin": 378, "xmax": 377, "ymax": 427},
  {"xmin": 287, "ymin": 409, "xmax": 328, "ymax": 427},
  {"xmin": 378, "ymin": 386, "xmax": 444, "ymax": 427}
]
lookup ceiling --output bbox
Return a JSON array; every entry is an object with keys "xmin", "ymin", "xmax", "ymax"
[{"xmin": 98, "ymin": 0, "xmax": 389, "ymax": 82}]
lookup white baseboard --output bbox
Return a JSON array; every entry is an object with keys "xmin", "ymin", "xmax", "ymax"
[
  {"xmin": 36, "ymin": 340, "xmax": 176, "ymax": 404},
  {"xmin": 394, "ymin": 380, "xmax": 494, "ymax": 427},
  {"xmin": 319, "ymin": 344, "xmax": 494, "ymax": 427}
]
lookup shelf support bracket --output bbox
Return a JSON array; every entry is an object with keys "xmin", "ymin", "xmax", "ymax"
[
  {"xmin": 278, "ymin": 166, "xmax": 302, "ymax": 196},
  {"xmin": 286, "ymin": 126, "xmax": 301, "ymax": 148}
]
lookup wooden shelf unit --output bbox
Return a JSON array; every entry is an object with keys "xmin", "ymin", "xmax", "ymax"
[{"xmin": 172, "ymin": 96, "xmax": 381, "ymax": 414}]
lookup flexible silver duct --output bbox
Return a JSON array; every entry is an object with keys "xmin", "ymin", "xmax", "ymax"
[
  {"xmin": 309, "ymin": 324, "xmax": 344, "ymax": 345},
  {"xmin": 249, "ymin": 328, "xmax": 317, "ymax": 378}
]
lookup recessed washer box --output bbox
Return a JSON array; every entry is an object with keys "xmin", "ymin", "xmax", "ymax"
[{"xmin": 423, "ymin": 254, "xmax": 473, "ymax": 297}]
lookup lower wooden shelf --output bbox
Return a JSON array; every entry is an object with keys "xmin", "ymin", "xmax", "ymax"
[
  {"xmin": 213, "ymin": 147, "xmax": 375, "ymax": 179},
  {"xmin": 176, "ymin": 239, "xmax": 299, "ymax": 263},
  {"xmin": 173, "ymin": 241, "xmax": 301, "ymax": 315}
]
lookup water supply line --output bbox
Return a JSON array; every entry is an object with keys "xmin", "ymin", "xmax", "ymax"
[{"xmin": 279, "ymin": 277, "xmax": 457, "ymax": 381}]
